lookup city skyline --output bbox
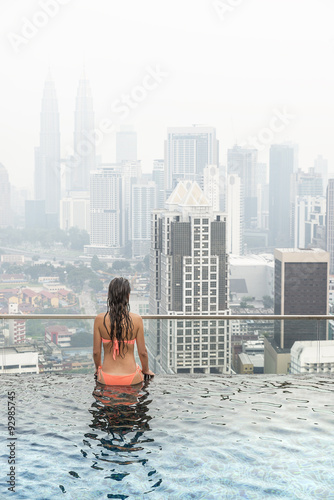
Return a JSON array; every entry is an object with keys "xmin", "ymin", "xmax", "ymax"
[{"xmin": 1, "ymin": 0, "xmax": 334, "ymax": 188}]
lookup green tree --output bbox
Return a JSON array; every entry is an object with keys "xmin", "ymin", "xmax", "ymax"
[
  {"xmin": 263, "ymin": 295, "xmax": 274, "ymax": 309},
  {"xmin": 89, "ymin": 276, "xmax": 103, "ymax": 292},
  {"xmin": 111, "ymin": 260, "xmax": 131, "ymax": 272}
]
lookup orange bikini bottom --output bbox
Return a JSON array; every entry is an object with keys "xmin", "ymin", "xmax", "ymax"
[{"xmin": 97, "ymin": 364, "xmax": 144, "ymax": 386}]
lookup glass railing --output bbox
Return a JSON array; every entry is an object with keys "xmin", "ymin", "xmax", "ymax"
[{"xmin": 1, "ymin": 314, "xmax": 333, "ymax": 376}]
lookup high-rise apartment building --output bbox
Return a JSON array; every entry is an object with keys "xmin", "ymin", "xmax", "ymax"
[
  {"xmin": 165, "ymin": 126, "xmax": 219, "ymax": 191},
  {"xmin": 269, "ymin": 144, "xmax": 295, "ymax": 248},
  {"xmin": 60, "ymin": 193, "xmax": 90, "ymax": 233},
  {"xmin": 149, "ymin": 181, "xmax": 230, "ymax": 375},
  {"xmin": 264, "ymin": 248, "xmax": 329, "ymax": 373},
  {"xmin": 314, "ymin": 155, "xmax": 328, "ymax": 196},
  {"xmin": 327, "ymin": 179, "xmax": 334, "ymax": 273},
  {"xmin": 131, "ymin": 182, "xmax": 156, "ymax": 258},
  {"xmin": 71, "ymin": 71, "xmax": 96, "ymax": 191},
  {"xmin": 0, "ymin": 164, "xmax": 12, "ymax": 227},
  {"xmin": 226, "ymin": 174, "xmax": 243, "ymax": 255},
  {"xmin": 86, "ymin": 166, "xmax": 123, "ymax": 256},
  {"xmin": 152, "ymin": 159, "xmax": 165, "ymax": 209},
  {"xmin": 227, "ymin": 145, "xmax": 258, "ymax": 229},
  {"xmin": 34, "ymin": 71, "xmax": 60, "ymax": 224}
]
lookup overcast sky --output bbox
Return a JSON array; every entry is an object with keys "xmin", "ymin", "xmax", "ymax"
[{"xmin": 1, "ymin": 0, "xmax": 334, "ymax": 189}]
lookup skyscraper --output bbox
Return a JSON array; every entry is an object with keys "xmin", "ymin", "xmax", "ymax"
[
  {"xmin": 226, "ymin": 174, "xmax": 243, "ymax": 255},
  {"xmin": 264, "ymin": 248, "xmax": 329, "ymax": 373},
  {"xmin": 326, "ymin": 179, "xmax": 334, "ymax": 273},
  {"xmin": 149, "ymin": 181, "xmax": 230, "ymax": 374},
  {"xmin": 71, "ymin": 71, "xmax": 96, "ymax": 191},
  {"xmin": 314, "ymin": 155, "xmax": 328, "ymax": 196},
  {"xmin": 34, "ymin": 71, "xmax": 60, "ymax": 224},
  {"xmin": 87, "ymin": 166, "xmax": 123, "ymax": 256},
  {"xmin": 227, "ymin": 145, "xmax": 258, "ymax": 229},
  {"xmin": 165, "ymin": 126, "xmax": 219, "ymax": 191},
  {"xmin": 152, "ymin": 159, "xmax": 165, "ymax": 209},
  {"xmin": 269, "ymin": 144, "xmax": 295, "ymax": 248},
  {"xmin": 116, "ymin": 127, "xmax": 137, "ymax": 163},
  {"xmin": 131, "ymin": 182, "xmax": 156, "ymax": 257},
  {"xmin": 0, "ymin": 164, "xmax": 12, "ymax": 227}
]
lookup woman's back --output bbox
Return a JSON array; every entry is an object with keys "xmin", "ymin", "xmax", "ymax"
[
  {"xmin": 92, "ymin": 277, "xmax": 153, "ymax": 385},
  {"xmin": 97, "ymin": 311, "xmax": 140, "ymax": 375}
]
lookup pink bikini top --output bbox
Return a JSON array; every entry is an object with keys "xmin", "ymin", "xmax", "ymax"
[{"xmin": 101, "ymin": 336, "xmax": 136, "ymax": 360}]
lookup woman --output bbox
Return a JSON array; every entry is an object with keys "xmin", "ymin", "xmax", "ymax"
[{"xmin": 93, "ymin": 277, "xmax": 154, "ymax": 385}]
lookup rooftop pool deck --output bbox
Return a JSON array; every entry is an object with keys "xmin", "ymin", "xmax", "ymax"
[{"xmin": 1, "ymin": 374, "xmax": 334, "ymax": 499}]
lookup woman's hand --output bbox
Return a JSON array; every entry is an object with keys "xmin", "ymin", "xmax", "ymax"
[{"xmin": 142, "ymin": 369, "xmax": 155, "ymax": 378}]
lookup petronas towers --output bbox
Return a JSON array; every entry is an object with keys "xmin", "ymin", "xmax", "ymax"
[{"xmin": 34, "ymin": 69, "xmax": 95, "ymax": 226}]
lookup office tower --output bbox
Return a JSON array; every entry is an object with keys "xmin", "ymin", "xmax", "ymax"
[
  {"xmin": 131, "ymin": 182, "xmax": 156, "ymax": 257},
  {"xmin": 204, "ymin": 165, "xmax": 220, "ymax": 211},
  {"xmin": 327, "ymin": 179, "xmax": 334, "ymax": 273},
  {"xmin": 71, "ymin": 71, "xmax": 96, "ymax": 191},
  {"xmin": 294, "ymin": 196, "xmax": 326, "ymax": 249},
  {"xmin": 121, "ymin": 161, "xmax": 142, "ymax": 245},
  {"xmin": 34, "ymin": 71, "xmax": 60, "ymax": 224},
  {"xmin": 25, "ymin": 200, "xmax": 46, "ymax": 229},
  {"xmin": 226, "ymin": 174, "xmax": 243, "ymax": 255},
  {"xmin": 165, "ymin": 126, "xmax": 219, "ymax": 191},
  {"xmin": 264, "ymin": 248, "xmax": 329, "ymax": 373},
  {"xmin": 152, "ymin": 159, "xmax": 165, "ymax": 209},
  {"xmin": 227, "ymin": 145, "xmax": 258, "ymax": 229},
  {"xmin": 293, "ymin": 168, "xmax": 323, "ymax": 197},
  {"xmin": 116, "ymin": 127, "xmax": 137, "ymax": 163},
  {"xmin": 87, "ymin": 166, "xmax": 123, "ymax": 256},
  {"xmin": 0, "ymin": 164, "xmax": 12, "ymax": 227},
  {"xmin": 60, "ymin": 193, "xmax": 90, "ymax": 233},
  {"xmin": 149, "ymin": 181, "xmax": 230, "ymax": 374},
  {"xmin": 314, "ymin": 155, "xmax": 328, "ymax": 196},
  {"xmin": 269, "ymin": 144, "xmax": 295, "ymax": 248}
]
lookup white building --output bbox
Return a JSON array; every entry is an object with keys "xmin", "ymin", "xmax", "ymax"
[
  {"xmin": 149, "ymin": 180, "xmax": 230, "ymax": 375},
  {"xmin": 290, "ymin": 340, "xmax": 334, "ymax": 374},
  {"xmin": 0, "ymin": 346, "xmax": 39, "ymax": 374},
  {"xmin": 294, "ymin": 196, "xmax": 326, "ymax": 248},
  {"xmin": 165, "ymin": 126, "xmax": 219, "ymax": 191},
  {"xmin": 204, "ymin": 165, "xmax": 220, "ymax": 211},
  {"xmin": 131, "ymin": 182, "xmax": 156, "ymax": 258},
  {"xmin": 85, "ymin": 166, "xmax": 123, "ymax": 256},
  {"xmin": 229, "ymin": 254, "xmax": 274, "ymax": 301},
  {"xmin": 60, "ymin": 192, "xmax": 90, "ymax": 233},
  {"xmin": 226, "ymin": 174, "xmax": 243, "ymax": 255},
  {"xmin": 8, "ymin": 302, "xmax": 26, "ymax": 344}
]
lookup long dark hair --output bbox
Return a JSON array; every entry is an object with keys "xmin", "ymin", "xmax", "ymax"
[{"xmin": 103, "ymin": 277, "xmax": 134, "ymax": 357}]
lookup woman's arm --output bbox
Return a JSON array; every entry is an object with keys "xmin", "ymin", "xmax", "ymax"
[
  {"xmin": 136, "ymin": 316, "xmax": 154, "ymax": 376},
  {"xmin": 92, "ymin": 316, "xmax": 102, "ymax": 372}
]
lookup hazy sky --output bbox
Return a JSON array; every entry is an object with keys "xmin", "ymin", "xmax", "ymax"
[{"xmin": 1, "ymin": 0, "xmax": 334, "ymax": 189}]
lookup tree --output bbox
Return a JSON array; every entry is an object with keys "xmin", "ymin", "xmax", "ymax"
[
  {"xmin": 111, "ymin": 260, "xmax": 131, "ymax": 272},
  {"xmin": 89, "ymin": 276, "xmax": 103, "ymax": 292},
  {"xmin": 263, "ymin": 295, "xmax": 274, "ymax": 309}
]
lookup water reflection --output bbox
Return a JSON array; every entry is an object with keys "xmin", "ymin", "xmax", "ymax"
[{"xmin": 85, "ymin": 381, "xmax": 160, "ymax": 495}]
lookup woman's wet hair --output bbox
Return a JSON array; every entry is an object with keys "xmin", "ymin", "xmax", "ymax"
[{"xmin": 103, "ymin": 277, "xmax": 134, "ymax": 356}]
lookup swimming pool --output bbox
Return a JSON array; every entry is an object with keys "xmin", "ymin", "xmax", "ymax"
[{"xmin": 1, "ymin": 374, "xmax": 333, "ymax": 499}]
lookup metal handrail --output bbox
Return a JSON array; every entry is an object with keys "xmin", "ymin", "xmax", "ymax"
[{"xmin": 0, "ymin": 314, "xmax": 333, "ymax": 320}]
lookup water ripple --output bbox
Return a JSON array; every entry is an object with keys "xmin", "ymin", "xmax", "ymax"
[{"xmin": 1, "ymin": 374, "xmax": 334, "ymax": 499}]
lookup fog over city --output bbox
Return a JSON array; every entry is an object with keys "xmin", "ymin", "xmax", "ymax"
[
  {"xmin": 2, "ymin": 2, "xmax": 334, "ymax": 497},
  {"xmin": 1, "ymin": 0, "xmax": 334, "ymax": 188}
]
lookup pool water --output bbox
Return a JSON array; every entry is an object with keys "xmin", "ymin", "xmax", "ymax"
[{"xmin": 1, "ymin": 374, "xmax": 334, "ymax": 499}]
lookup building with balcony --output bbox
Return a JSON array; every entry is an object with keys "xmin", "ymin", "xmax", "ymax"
[{"xmin": 149, "ymin": 180, "xmax": 230, "ymax": 374}]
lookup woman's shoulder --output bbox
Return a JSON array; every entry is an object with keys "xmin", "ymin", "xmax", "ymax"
[
  {"xmin": 95, "ymin": 312, "xmax": 106, "ymax": 323},
  {"xmin": 129, "ymin": 312, "xmax": 141, "ymax": 322}
]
